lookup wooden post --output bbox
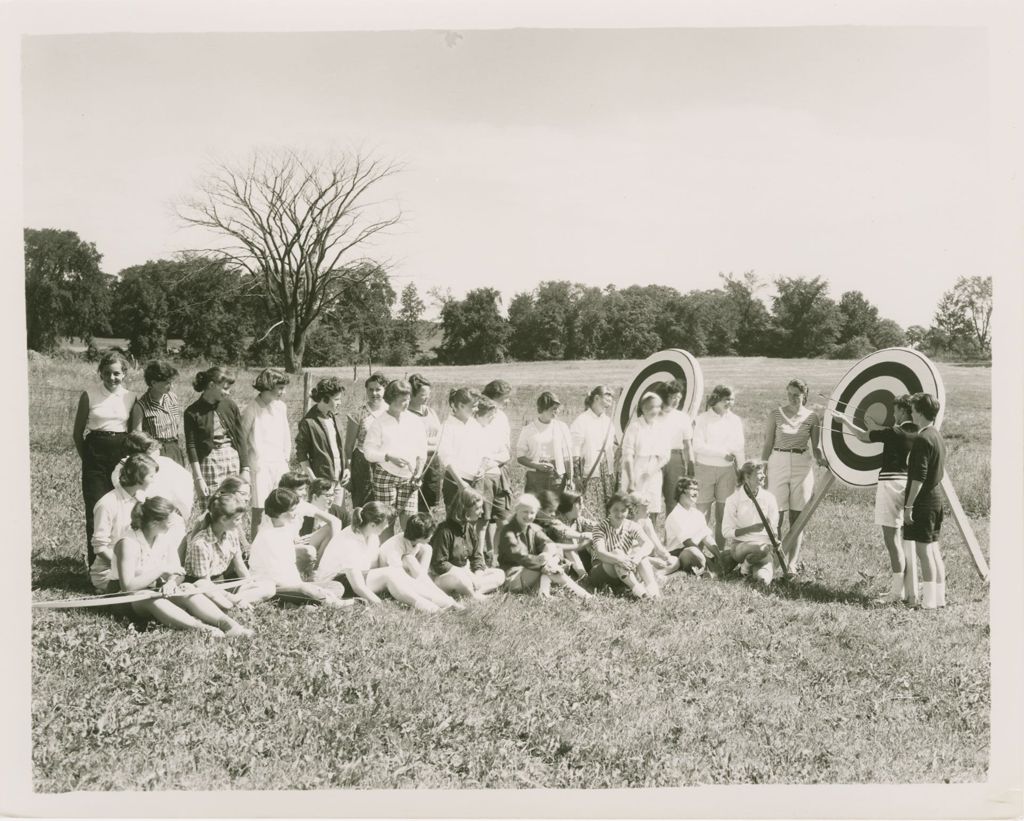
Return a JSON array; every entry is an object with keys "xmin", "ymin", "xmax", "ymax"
[
  {"xmin": 940, "ymin": 474, "xmax": 990, "ymax": 581},
  {"xmin": 302, "ymin": 371, "xmax": 313, "ymax": 414},
  {"xmin": 780, "ymin": 471, "xmax": 836, "ymax": 556}
]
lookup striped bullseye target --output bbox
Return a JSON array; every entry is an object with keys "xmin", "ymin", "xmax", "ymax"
[
  {"xmin": 615, "ymin": 349, "xmax": 704, "ymax": 435},
  {"xmin": 823, "ymin": 347, "xmax": 945, "ymax": 487}
]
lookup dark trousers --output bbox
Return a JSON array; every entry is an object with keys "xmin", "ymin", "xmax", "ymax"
[
  {"xmin": 417, "ymin": 452, "xmax": 442, "ymax": 512},
  {"xmin": 442, "ymin": 473, "xmax": 481, "ymax": 511},
  {"xmin": 81, "ymin": 431, "xmax": 128, "ymax": 564},
  {"xmin": 349, "ymin": 449, "xmax": 372, "ymax": 508}
]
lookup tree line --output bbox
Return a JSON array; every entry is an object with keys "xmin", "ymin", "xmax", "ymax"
[
  {"xmin": 434, "ymin": 273, "xmax": 992, "ymax": 365},
  {"xmin": 22, "ymin": 148, "xmax": 992, "ymax": 369}
]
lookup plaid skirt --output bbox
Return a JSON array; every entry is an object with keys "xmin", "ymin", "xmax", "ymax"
[
  {"xmin": 370, "ymin": 463, "xmax": 419, "ymax": 516},
  {"xmin": 200, "ymin": 444, "xmax": 240, "ymax": 492}
]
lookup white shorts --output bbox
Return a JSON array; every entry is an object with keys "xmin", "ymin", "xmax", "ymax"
[
  {"xmin": 767, "ymin": 450, "xmax": 814, "ymax": 512},
  {"xmin": 874, "ymin": 478, "xmax": 907, "ymax": 528}
]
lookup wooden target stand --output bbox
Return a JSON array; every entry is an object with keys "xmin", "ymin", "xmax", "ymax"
[{"xmin": 779, "ymin": 470, "xmax": 988, "ymax": 581}]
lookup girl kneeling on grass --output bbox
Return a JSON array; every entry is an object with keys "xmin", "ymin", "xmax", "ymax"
[
  {"xmin": 587, "ymin": 492, "xmax": 660, "ymax": 598},
  {"xmin": 184, "ymin": 491, "xmax": 276, "ymax": 609},
  {"xmin": 379, "ymin": 513, "xmax": 464, "ymax": 610},
  {"xmin": 115, "ymin": 497, "xmax": 252, "ymax": 638},
  {"xmin": 248, "ymin": 488, "xmax": 350, "ymax": 607},
  {"xmin": 497, "ymin": 494, "xmax": 592, "ymax": 599},
  {"xmin": 663, "ymin": 477, "xmax": 717, "ymax": 577},
  {"xmin": 429, "ymin": 488, "xmax": 506, "ymax": 600},
  {"xmin": 314, "ymin": 502, "xmax": 444, "ymax": 611}
]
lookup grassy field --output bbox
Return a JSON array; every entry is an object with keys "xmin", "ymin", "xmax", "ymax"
[{"xmin": 29, "ymin": 355, "xmax": 991, "ymax": 789}]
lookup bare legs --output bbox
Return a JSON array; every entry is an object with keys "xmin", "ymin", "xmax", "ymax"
[{"xmin": 131, "ymin": 593, "xmax": 253, "ymax": 637}]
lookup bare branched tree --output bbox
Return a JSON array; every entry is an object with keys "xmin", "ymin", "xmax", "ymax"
[{"xmin": 177, "ymin": 148, "xmax": 402, "ymax": 371}]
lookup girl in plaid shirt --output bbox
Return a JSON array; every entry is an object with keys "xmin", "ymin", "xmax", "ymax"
[{"xmin": 184, "ymin": 492, "xmax": 275, "ymax": 610}]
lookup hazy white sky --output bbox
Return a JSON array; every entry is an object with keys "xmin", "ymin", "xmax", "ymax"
[{"xmin": 22, "ymin": 27, "xmax": 989, "ymax": 328}]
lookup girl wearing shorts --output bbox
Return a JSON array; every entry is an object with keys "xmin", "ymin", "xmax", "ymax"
[
  {"xmin": 587, "ymin": 492, "xmax": 660, "ymax": 598},
  {"xmin": 407, "ymin": 374, "xmax": 443, "ymax": 512},
  {"xmin": 693, "ymin": 385, "xmax": 744, "ymax": 552},
  {"xmin": 760, "ymin": 378, "xmax": 825, "ymax": 572}
]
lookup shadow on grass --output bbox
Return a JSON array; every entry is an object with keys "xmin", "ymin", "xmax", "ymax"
[
  {"xmin": 768, "ymin": 576, "xmax": 876, "ymax": 608},
  {"xmin": 31, "ymin": 556, "xmax": 92, "ymax": 595}
]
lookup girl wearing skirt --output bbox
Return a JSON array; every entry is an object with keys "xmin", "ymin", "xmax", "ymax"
[
  {"xmin": 184, "ymin": 366, "xmax": 250, "ymax": 504},
  {"xmin": 242, "ymin": 368, "xmax": 292, "ymax": 540}
]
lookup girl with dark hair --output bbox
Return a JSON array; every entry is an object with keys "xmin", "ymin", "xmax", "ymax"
[
  {"xmin": 363, "ymin": 379, "xmax": 426, "ymax": 532},
  {"xmin": 345, "ymin": 372, "xmax": 389, "ymax": 507},
  {"xmin": 297, "ymin": 376, "xmax": 349, "ymax": 507},
  {"xmin": 89, "ymin": 453, "xmax": 158, "ymax": 592},
  {"xmin": 475, "ymin": 396, "xmax": 512, "ymax": 564},
  {"xmin": 73, "ymin": 349, "xmax": 136, "ymax": 567},
  {"xmin": 429, "ymin": 488, "xmax": 505, "ymax": 600},
  {"xmin": 760, "ymin": 378, "xmax": 826, "ymax": 572},
  {"xmin": 663, "ymin": 477, "xmax": 716, "ymax": 576},
  {"xmin": 248, "ymin": 488, "xmax": 350, "ymax": 607},
  {"xmin": 693, "ymin": 385, "xmax": 745, "ymax": 551},
  {"xmin": 112, "ymin": 430, "xmax": 194, "ymax": 521},
  {"xmin": 242, "ymin": 368, "xmax": 292, "ymax": 540},
  {"xmin": 129, "ymin": 360, "xmax": 183, "ymax": 464},
  {"xmin": 587, "ymin": 492, "xmax": 659, "ymax": 598},
  {"xmin": 313, "ymin": 502, "xmax": 442, "ymax": 611},
  {"xmin": 115, "ymin": 497, "xmax": 253, "ymax": 637},
  {"xmin": 407, "ymin": 373, "xmax": 443, "ymax": 512},
  {"xmin": 517, "ymin": 391, "xmax": 574, "ymax": 495},
  {"xmin": 658, "ymin": 380, "xmax": 696, "ymax": 515},
  {"xmin": 570, "ymin": 385, "xmax": 617, "ymax": 498},
  {"xmin": 183, "ymin": 366, "xmax": 249, "ymax": 502},
  {"xmin": 379, "ymin": 514, "xmax": 464, "ymax": 610},
  {"xmin": 437, "ymin": 387, "xmax": 486, "ymax": 510}
]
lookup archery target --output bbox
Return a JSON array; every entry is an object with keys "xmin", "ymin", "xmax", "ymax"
[
  {"xmin": 615, "ymin": 349, "xmax": 704, "ymax": 435},
  {"xmin": 822, "ymin": 347, "xmax": 945, "ymax": 487}
]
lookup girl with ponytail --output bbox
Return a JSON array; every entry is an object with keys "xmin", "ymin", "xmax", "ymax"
[
  {"xmin": 314, "ymin": 502, "xmax": 447, "ymax": 611},
  {"xmin": 114, "ymin": 497, "xmax": 253, "ymax": 637}
]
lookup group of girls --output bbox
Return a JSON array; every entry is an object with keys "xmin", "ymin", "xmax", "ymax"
[{"xmin": 71, "ymin": 354, "xmax": 878, "ymax": 635}]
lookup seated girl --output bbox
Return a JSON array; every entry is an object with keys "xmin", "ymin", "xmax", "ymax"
[
  {"xmin": 183, "ymin": 491, "xmax": 276, "ymax": 609},
  {"xmin": 496, "ymin": 494, "xmax": 592, "ymax": 599},
  {"xmin": 115, "ymin": 496, "xmax": 252, "ymax": 637},
  {"xmin": 90, "ymin": 454, "xmax": 159, "ymax": 592},
  {"xmin": 379, "ymin": 513, "xmax": 464, "ymax": 610},
  {"xmin": 248, "ymin": 488, "xmax": 350, "ymax": 607},
  {"xmin": 588, "ymin": 492, "xmax": 660, "ymax": 598},
  {"xmin": 533, "ymin": 490, "xmax": 589, "ymax": 579},
  {"xmin": 623, "ymin": 493, "xmax": 675, "ymax": 571},
  {"xmin": 429, "ymin": 488, "xmax": 506, "ymax": 601},
  {"xmin": 112, "ymin": 430, "xmax": 195, "ymax": 520},
  {"xmin": 314, "ymin": 502, "xmax": 443, "ymax": 611},
  {"xmin": 663, "ymin": 477, "xmax": 717, "ymax": 577}
]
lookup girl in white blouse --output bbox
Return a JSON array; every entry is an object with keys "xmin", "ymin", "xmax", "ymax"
[
  {"xmin": 693, "ymin": 385, "xmax": 745, "ymax": 550},
  {"xmin": 517, "ymin": 391, "xmax": 574, "ymax": 496},
  {"xmin": 570, "ymin": 385, "xmax": 618, "ymax": 499},
  {"xmin": 620, "ymin": 392, "xmax": 670, "ymax": 519},
  {"xmin": 437, "ymin": 388, "xmax": 486, "ymax": 509},
  {"xmin": 242, "ymin": 368, "xmax": 292, "ymax": 540}
]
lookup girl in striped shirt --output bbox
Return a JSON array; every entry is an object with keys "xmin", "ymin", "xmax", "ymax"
[{"xmin": 588, "ymin": 492, "xmax": 659, "ymax": 598}]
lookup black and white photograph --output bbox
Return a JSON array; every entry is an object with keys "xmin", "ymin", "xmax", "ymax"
[{"xmin": 2, "ymin": 1, "xmax": 1022, "ymax": 817}]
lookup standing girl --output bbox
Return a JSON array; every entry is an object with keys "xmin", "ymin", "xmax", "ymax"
[
  {"xmin": 693, "ymin": 385, "xmax": 745, "ymax": 552},
  {"xmin": 345, "ymin": 372, "xmax": 388, "ymax": 508},
  {"xmin": 128, "ymin": 360, "xmax": 184, "ymax": 465},
  {"xmin": 242, "ymin": 368, "xmax": 292, "ymax": 540},
  {"xmin": 407, "ymin": 374, "xmax": 442, "ymax": 513},
  {"xmin": 476, "ymin": 396, "xmax": 513, "ymax": 564},
  {"xmin": 620, "ymin": 392, "xmax": 670, "ymax": 523},
  {"xmin": 517, "ymin": 391, "xmax": 574, "ymax": 496},
  {"xmin": 183, "ymin": 367, "xmax": 250, "ymax": 503},
  {"xmin": 657, "ymin": 380, "xmax": 696, "ymax": 515},
  {"xmin": 296, "ymin": 376, "xmax": 348, "ymax": 507},
  {"xmin": 570, "ymin": 385, "xmax": 618, "ymax": 499},
  {"xmin": 73, "ymin": 350, "xmax": 135, "ymax": 566},
  {"xmin": 363, "ymin": 379, "xmax": 427, "ymax": 533},
  {"xmin": 760, "ymin": 378, "xmax": 826, "ymax": 572},
  {"xmin": 437, "ymin": 388, "xmax": 486, "ymax": 510},
  {"xmin": 115, "ymin": 497, "xmax": 253, "ymax": 637}
]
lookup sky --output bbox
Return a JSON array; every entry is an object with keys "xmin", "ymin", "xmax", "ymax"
[{"xmin": 21, "ymin": 27, "xmax": 991, "ymax": 329}]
